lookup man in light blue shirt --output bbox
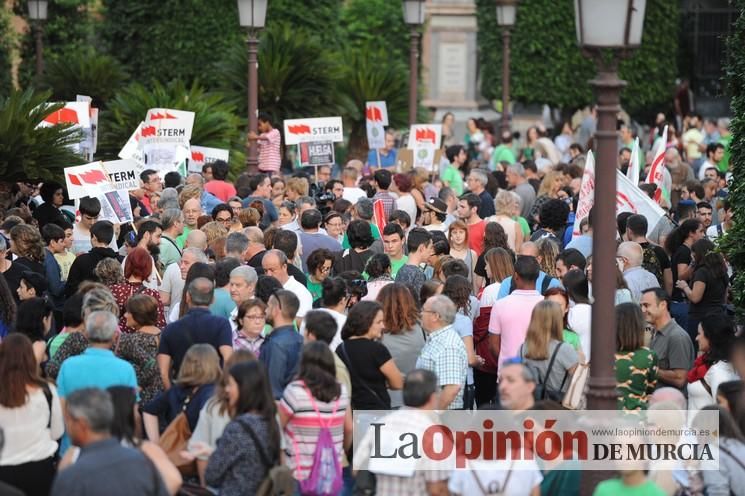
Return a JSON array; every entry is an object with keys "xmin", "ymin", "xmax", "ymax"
[{"xmin": 367, "ymin": 131, "xmax": 398, "ymax": 169}]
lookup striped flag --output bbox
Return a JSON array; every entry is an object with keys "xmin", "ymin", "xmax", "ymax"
[
  {"xmin": 626, "ymin": 137, "xmax": 641, "ymax": 186},
  {"xmin": 373, "ymin": 199, "xmax": 387, "ymax": 234}
]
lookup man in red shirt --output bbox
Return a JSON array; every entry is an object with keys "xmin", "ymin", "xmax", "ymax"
[
  {"xmin": 203, "ymin": 160, "xmax": 236, "ymax": 202},
  {"xmin": 457, "ymin": 193, "xmax": 486, "ymax": 256}
]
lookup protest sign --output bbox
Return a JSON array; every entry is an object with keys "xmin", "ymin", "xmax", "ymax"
[
  {"xmin": 98, "ymin": 190, "xmax": 134, "ymax": 225},
  {"xmin": 283, "ymin": 117, "xmax": 344, "ymax": 145},
  {"xmin": 366, "ymin": 101, "xmax": 388, "ymax": 151},
  {"xmin": 64, "ymin": 162, "xmax": 116, "ymax": 200},
  {"xmin": 573, "ymin": 151, "xmax": 595, "ymax": 238},
  {"xmin": 103, "ymin": 159, "xmax": 140, "ymax": 191},
  {"xmin": 38, "ymin": 101, "xmax": 91, "ymax": 129},
  {"xmin": 118, "ymin": 122, "xmax": 146, "ymax": 168},
  {"xmin": 299, "ymin": 141, "xmax": 335, "ymax": 166},
  {"xmin": 188, "ymin": 146, "xmax": 230, "ymax": 173},
  {"xmin": 407, "ymin": 124, "xmax": 442, "ymax": 169},
  {"xmin": 140, "ymin": 108, "xmax": 195, "ymax": 172}
]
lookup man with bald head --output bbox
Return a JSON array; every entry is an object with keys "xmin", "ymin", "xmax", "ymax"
[
  {"xmin": 495, "ymin": 242, "xmax": 561, "ymax": 299},
  {"xmin": 617, "ymin": 241, "xmax": 660, "ymax": 302},
  {"xmin": 157, "ymin": 277, "xmax": 233, "ymax": 389},
  {"xmin": 177, "ymin": 197, "xmax": 202, "ymax": 249},
  {"xmin": 261, "ymin": 249, "xmax": 313, "ymax": 321},
  {"xmin": 341, "ymin": 165, "xmax": 367, "ymax": 204}
]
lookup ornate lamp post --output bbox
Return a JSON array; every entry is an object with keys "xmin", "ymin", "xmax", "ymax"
[
  {"xmin": 574, "ymin": 0, "xmax": 646, "ymax": 410},
  {"xmin": 403, "ymin": 0, "xmax": 425, "ymax": 126},
  {"xmin": 28, "ymin": 0, "xmax": 48, "ymax": 82},
  {"xmin": 495, "ymin": 0, "xmax": 518, "ymax": 133},
  {"xmin": 238, "ymin": 0, "xmax": 268, "ymax": 173}
]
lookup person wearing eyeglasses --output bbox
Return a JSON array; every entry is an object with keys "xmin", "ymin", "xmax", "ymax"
[
  {"xmin": 261, "ymin": 250, "xmax": 313, "ymax": 324},
  {"xmin": 305, "ymin": 249, "xmax": 335, "ymax": 302}
]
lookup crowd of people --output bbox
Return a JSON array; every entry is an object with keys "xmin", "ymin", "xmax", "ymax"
[{"xmin": 0, "ymin": 110, "xmax": 741, "ymax": 496}]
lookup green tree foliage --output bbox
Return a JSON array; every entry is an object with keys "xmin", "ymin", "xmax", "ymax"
[
  {"xmin": 215, "ymin": 23, "xmax": 342, "ymax": 126},
  {"xmin": 267, "ymin": 0, "xmax": 342, "ymax": 45},
  {"xmin": 0, "ymin": 8, "xmax": 16, "ymax": 98},
  {"xmin": 719, "ymin": 1, "xmax": 745, "ymax": 319},
  {"xmin": 336, "ymin": 44, "xmax": 410, "ymax": 160},
  {"xmin": 42, "ymin": 48, "xmax": 128, "ymax": 108},
  {"xmin": 98, "ymin": 80, "xmax": 243, "ymax": 170},
  {"xmin": 341, "ymin": 0, "xmax": 410, "ymax": 66},
  {"xmin": 0, "ymin": 89, "xmax": 84, "ymax": 181},
  {"xmin": 475, "ymin": 0, "xmax": 678, "ymax": 118},
  {"xmin": 100, "ymin": 0, "xmax": 244, "ymax": 89},
  {"xmin": 16, "ymin": 0, "xmax": 98, "ymax": 89}
]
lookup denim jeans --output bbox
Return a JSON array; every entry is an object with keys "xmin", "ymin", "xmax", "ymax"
[{"xmin": 670, "ymin": 301, "xmax": 689, "ymax": 334}]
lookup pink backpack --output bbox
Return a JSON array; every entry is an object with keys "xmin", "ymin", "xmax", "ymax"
[{"xmin": 294, "ymin": 384, "xmax": 343, "ymax": 496}]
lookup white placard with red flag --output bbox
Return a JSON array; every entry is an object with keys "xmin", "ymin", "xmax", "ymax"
[
  {"xmin": 645, "ymin": 125, "xmax": 668, "ymax": 204},
  {"xmin": 365, "ymin": 101, "xmax": 388, "ymax": 149},
  {"xmin": 38, "ymin": 101, "xmax": 91, "ymax": 129},
  {"xmin": 407, "ymin": 124, "xmax": 442, "ymax": 169},
  {"xmin": 103, "ymin": 159, "xmax": 141, "ymax": 191},
  {"xmin": 366, "ymin": 101, "xmax": 389, "ymax": 126},
  {"xmin": 188, "ymin": 146, "xmax": 230, "ymax": 173},
  {"xmin": 283, "ymin": 117, "xmax": 344, "ymax": 145},
  {"xmin": 64, "ymin": 162, "xmax": 116, "ymax": 200},
  {"xmin": 140, "ymin": 108, "xmax": 194, "ymax": 173},
  {"xmin": 572, "ymin": 150, "xmax": 595, "ymax": 238},
  {"xmin": 626, "ymin": 137, "xmax": 641, "ymax": 186}
]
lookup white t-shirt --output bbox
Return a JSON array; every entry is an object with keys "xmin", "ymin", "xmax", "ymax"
[
  {"xmin": 72, "ymin": 224, "xmax": 118, "ymax": 255},
  {"xmin": 568, "ymin": 302, "xmax": 592, "ymax": 361},
  {"xmin": 299, "ymin": 307, "xmax": 346, "ymax": 351},
  {"xmin": 448, "ymin": 459, "xmax": 543, "ymax": 496},
  {"xmin": 283, "ymin": 276, "xmax": 313, "ymax": 318},
  {"xmin": 343, "ymin": 187, "xmax": 368, "ymax": 205},
  {"xmin": 160, "ymin": 262, "xmax": 184, "ymax": 323}
]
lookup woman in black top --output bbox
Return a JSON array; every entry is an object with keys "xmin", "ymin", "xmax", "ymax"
[
  {"xmin": 676, "ymin": 238, "xmax": 729, "ymax": 349},
  {"xmin": 32, "ymin": 182, "xmax": 68, "ymax": 230},
  {"xmin": 665, "ymin": 218, "xmax": 705, "ymax": 332},
  {"xmin": 336, "ymin": 301, "xmax": 403, "ymax": 409}
]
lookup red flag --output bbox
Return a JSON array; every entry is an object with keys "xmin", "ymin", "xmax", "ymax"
[
  {"xmin": 366, "ymin": 106, "xmax": 383, "ymax": 122},
  {"xmin": 141, "ymin": 126, "xmax": 156, "ymax": 137},
  {"xmin": 79, "ymin": 169, "xmax": 108, "ymax": 184},
  {"xmin": 287, "ymin": 124, "xmax": 311, "ymax": 134},
  {"xmin": 415, "ymin": 128, "xmax": 437, "ymax": 143},
  {"xmin": 44, "ymin": 108, "xmax": 80, "ymax": 125},
  {"xmin": 191, "ymin": 151, "xmax": 205, "ymax": 162},
  {"xmin": 67, "ymin": 174, "xmax": 81, "ymax": 186},
  {"xmin": 373, "ymin": 199, "xmax": 387, "ymax": 234}
]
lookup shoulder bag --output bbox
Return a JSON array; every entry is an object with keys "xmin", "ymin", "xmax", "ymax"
[
  {"xmin": 238, "ymin": 419, "xmax": 296, "ymax": 496},
  {"xmin": 159, "ymin": 388, "xmax": 197, "ymax": 477}
]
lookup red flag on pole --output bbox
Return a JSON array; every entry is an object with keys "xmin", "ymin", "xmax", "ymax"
[{"xmin": 373, "ymin": 199, "xmax": 387, "ymax": 234}]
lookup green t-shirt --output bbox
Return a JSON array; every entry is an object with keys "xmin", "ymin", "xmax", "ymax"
[
  {"xmin": 719, "ymin": 134, "xmax": 732, "ymax": 172},
  {"xmin": 389, "ymin": 255, "xmax": 408, "ymax": 279},
  {"xmin": 489, "ymin": 144, "xmax": 517, "ymax": 170},
  {"xmin": 159, "ymin": 234, "xmax": 182, "ymax": 269},
  {"xmin": 342, "ymin": 222, "xmax": 381, "ymax": 250},
  {"xmin": 441, "ymin": 164, "xmax": 464, "ymax": 196},
  {"xmin": 562, "ymin": 329, "xmax": 581, "ymax": 350},
  {"xmin": 47, "ymin": 332, "xmax": 71, "ymax": 360},
  {"xmin": 176, "ymin": 225, "xmax": 193, "ymax": 250},
  {"xmin": 593, "ymin": 479, "xmax": 665, "ymax": 496},
  {"xmin": 307, "ymin": 279, "xmax": 323, "ymax": 302},
  {"xmin": 514, "ymin": 216, "xmax": 530, "ymax": 237}
]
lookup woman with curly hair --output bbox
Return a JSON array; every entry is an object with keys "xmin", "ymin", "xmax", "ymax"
[
  {"xmin": 535, "ymin": 237, "xmax": 560, "ymax": 278},
  {"xmin": 528, "ymin": 170, "xmax": 565, "ymax": 226},
  {"xmin": 474, "ymin": 222, "xmax": 511, "ymax": 290},
  {"xmin": 377, "ymin": 283, "xmax": 423, "ymax": 408},
  {"xmin": 362, "ymin": 253, "xmax": 393, "ymax": 302},
  {"xmin": 94, "ymin": 257, "xmax": 125, "ymax": 286},
  {"xmin": 6, "ymin": 224, "xmax": 46, "ymax": 298},
  {"xmin": 442, "ymin": 275, "xmax": 484, "ymax": 409}
]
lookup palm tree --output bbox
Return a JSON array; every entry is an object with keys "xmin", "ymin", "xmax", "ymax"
[{"xmin": 0, "ymin": 89, "xmax": 84, "ymax": 182}]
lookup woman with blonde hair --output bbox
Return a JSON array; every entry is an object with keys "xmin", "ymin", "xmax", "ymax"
[
  {"xmin": 143, "ymin": 344, "xmax": 222, "ymax": 443},
  {"xmin": 448, "ymin": 220, "xmax": 476, "ymax": 281},
  {"xmin": 285, "ymin": 177, "xmax": 308, "ymax": 201},
  {"xmin": 200, "ymin": 221, "xmax": 228, "ymax": 246},
  {"xmin": 528, "ymin": 170, "xmax": 564, "ymax": 225},
  {"xmin": 518, "ymin": 300, "xmax": 579, "ymax": 400},
  {"xmin": 485, "ymin": 190, "xmax": 523, "ymax": 250}
]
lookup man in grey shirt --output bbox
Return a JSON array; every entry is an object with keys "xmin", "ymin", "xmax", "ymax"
[
  {"xmin": 641, "ymin": 288, "xmax": 695, "ymax": 392},
  {"xmin": 506, "ymin": 163, "xmax": 536, "ymax": 219}
]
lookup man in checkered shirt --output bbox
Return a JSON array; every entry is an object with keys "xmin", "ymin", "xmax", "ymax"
[{"xmin": 416, "ymin": 294, "xmax": 468, "ymax": 409}]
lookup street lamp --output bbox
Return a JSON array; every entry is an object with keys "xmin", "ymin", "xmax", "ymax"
[
  {"xmin": 27, "ymin": 0, "xmax": 48, "ymax": 82},
  {"xmin": 495, "ymin": 0, "xmax": 518, "ymax": 133},
  {"xmin": 403, "ymin": 0, "xmax": 425, "ymax": 126},
  {"xmin": 574, "ymin": 0, "xmax": 646, "ymax": 411},
  {"xmin": 238, "ymin": 0, "xmax": 268, "ymax": 173}
]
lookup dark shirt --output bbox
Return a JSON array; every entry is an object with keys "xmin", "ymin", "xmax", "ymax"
[
  {"xmin": 4, "ymin": 257, "xmax": 44, "ymax": 302},
  {"xmin": 33, "ymin": 202, "xmax": 68, "ymax": 230},
  {"xmin": 64, "ymin": 247, "xmax": 123, "ymax": 297},
  {"xmin": 50, "ymin": 438, "xmax": 168, "ymax": 496},
  {"xmin": 143, "ymin": 383, "xmax": 214, "ymax": 432},
  {"xmin": 671, "ymin": 244, "xmax": 692, "ymax": 301},
  {"xmin": 336, "ymin": 339, "xmax": 392, "ymax": 409},
  {"xmin": 395, "ymin": 264, "xmax": 427, "ymax": 300},
  {"xmin": 689, "ymin": 266, "xmax": 728, "ymax": 318},
  {"xmin": 477, "ymin": 190, "xmax": 496, "ymax": 219},
  {"xmin": 158, "ymin": 308, "xmax": 232, "ymax": 376},
  {"xmin": 44, "ymin": 249, "xmax": 65, "ymax": 309},
  {"xmin": 247, "ymin": 250, "xmax": 266, "ymax": 270},
  {"xmin": 259, "ymin": 325, "xmax": 303, "ymax": 399},
  {"xmin": 333, "ymin": 248, "xmax": 374, "ymax": 276}
]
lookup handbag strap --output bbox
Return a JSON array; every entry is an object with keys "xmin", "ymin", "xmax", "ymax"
[
  {"xmin": 540, "ymin": 342, "xmax": 564, "ymax": 399},
  {"xmin": 719, "ymin": 444, "xmax": 745, "ymax": 473},
  {"xmin": 237, "ymin": 418, "xmax": 275, "ymax": 468},
  {"xmin": 300, "ymin": 381, "xmax": 340, "ymax": 428},
  {"xmin": 339, "ymin": 342, "xmax": 387, "ymax": 409}
]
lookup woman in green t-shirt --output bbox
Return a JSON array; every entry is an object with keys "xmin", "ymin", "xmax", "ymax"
[
  {"xmin": 543, "ymin": 287, "xmax": 584, "ymax": 361},
  {"xmin": 305, "ymin": 248, "xmax": 335, "ymax": 302}
]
